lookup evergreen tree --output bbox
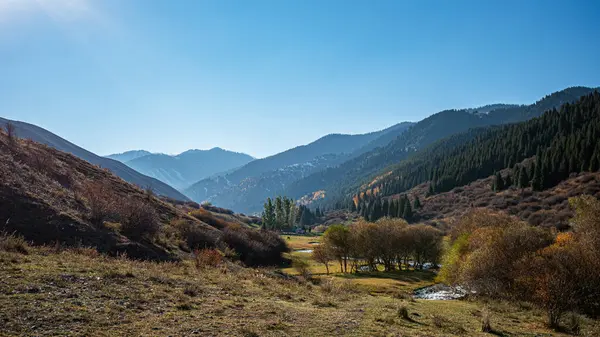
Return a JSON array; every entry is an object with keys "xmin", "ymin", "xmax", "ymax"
[
  {"xmin": 288, "ymin": 202, "xmax": 297, "ymax": 228},
  {"xmin": 492, "ymin": 171, "xmax": 504, "ymax": 192},
  {"xmin": 382, "ymin": 199, "xmax": 390, "ymax": 217},
  {"xmin": 426, "ymin": 182, "xmax": 435, "ymax": 196},
  {"xmin": 262, "ymin": 198, "xmax": 275, "ymax": 230},
  {"xmin": 398, "ymin": 197, "xmax": 406, "ymax": 218},
  {"xmin": 413, "ymin": 196, "xmax": 422, "ymax": 209},
  {"xmin": 504, "ymin": 173, "xmax": 512, "ymax": 187},
  {"xmin": 531, "ymin": 149, "xmax": 544, "ymax": 191},
  {"xmin": 275, "ymin": 197, "xmax": 285, "ymax": 229},
  {"xmin": 518, "ymin": 166, "xmax": 529, "ymax": 189},
  {"xmin": 402, "ymin": 197, "xmax": 413, "ymax": 220}
]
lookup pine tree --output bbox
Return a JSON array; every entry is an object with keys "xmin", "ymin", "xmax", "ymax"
[
  {"xmin": 288, "ymin": 202, "xmax": 297, "ymax": 228},
  {"xmin": 382, "ymin": 199, "xmax": 390, "ymax": 217},
  {"xmin": 413, "ymin": 196, "xmax": 422, "ymax": 209},
  {"xmin": 531, "ymin": 149, "xmax": 544, "ymax": 191},
  {"xmin": 398, "ymin": 197, "xmax": 406, "ymax": 218},
  {"xmin": 275, "ymin": 197, "xmax": 285, "ymax": 229},
  {"xmin": 492, "ymin": 171, "xmax": 504, "ymax": 192},
  {"xmin": 518, "ymin": 166, "xmax": 529, "ymax": 189},
  {"xmin": 262, "ymin": 198, "xmax": 275, "ymax": 230},
  {"xmin": 426, "ymin": 183, "xmax": 434, "ymax": 196},
  {"xmin": 504, "ymin": 173, "xmax": 512, "ymax": 187},
  {"xmin": 402, "ymin": 197, "xmax": 413, "ymax": 220}
]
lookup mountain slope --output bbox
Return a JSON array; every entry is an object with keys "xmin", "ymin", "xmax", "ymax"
[
  {"xmin": 106, "ymin": 150, "xmax": 152, "ymax": 163},
  {"xmin": 122, "ymin": 148, "xmax": 254, "ymax": 190},
  {"xmin": 283, "ymin": 86, "xmax": 599, "ymax": 205},
  {"xmin": 0, "ymin": 117, "xmax": 188, "ymax": 200},
  {"xmin": 346, "ymin": 91, "xmax": 600, "ymax": 227},
  {"xmin": 185, "ymin": 122, "xmax": 413, "ymax": 213},
  {"xmin": 0, "ymin": 128, "xmax": 214, "ymax": 260}
]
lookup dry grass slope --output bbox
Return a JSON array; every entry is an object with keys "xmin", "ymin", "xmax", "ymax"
[{"xmin": 2, "ymin": 240, "xmax": 599, "ymax": 336}]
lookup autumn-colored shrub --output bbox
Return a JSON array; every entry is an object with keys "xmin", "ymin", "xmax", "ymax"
[
  {"xmin": 189, "ymin": 208, "xmax": 236, "ymax": 229},
  {"xmin": 194, "ymin": 249, "xmax": 223, "ymax": 269}
]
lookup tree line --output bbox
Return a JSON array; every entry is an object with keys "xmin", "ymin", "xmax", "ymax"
[
  {"xmin": 261, "ymin": 196, "xmax": 322, "ymax": 230},
  {"xmin": 352, "ymin": 193, "xmax": 421, "ymax": 222},
  {"xmin": 312, "ymin": 218, "xmax": 442, "ymax": 274}
]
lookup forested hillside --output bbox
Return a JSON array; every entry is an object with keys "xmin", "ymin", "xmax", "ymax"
[
  {"xmin": 352, "ymin": 91, "xmax": 600, "ymax": 223},
  {"xmin": 284, "ymin": 87, "xmax": 598, "ymax": 208}
]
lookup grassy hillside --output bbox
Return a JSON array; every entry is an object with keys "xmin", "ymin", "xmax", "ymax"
[
  {"xmin": 0, "ymin": 117, "xmax": 188, "ymax": 200},
  {"xmin": 0, "ymin": 128, "xmax": 283, "ymax": 264}
]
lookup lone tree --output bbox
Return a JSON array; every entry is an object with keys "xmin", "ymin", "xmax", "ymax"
[
  {"xmin": 312, "ymin": 244, "xmax": 332, "ymax": 275},
  {"xmin": 4, "ymin": 122, "xmax": 16, "ymax": 143}
]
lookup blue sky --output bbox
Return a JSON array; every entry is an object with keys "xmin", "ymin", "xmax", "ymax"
[{"xmin": 1, "ymin": 0, "xmax": 599, "ymax": 158}]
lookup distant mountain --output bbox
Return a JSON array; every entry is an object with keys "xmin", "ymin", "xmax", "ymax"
[
  {"xmin": 115, "ymin": 148, "xmax": 255, "ymax": 190},
  {"xmin": 106, "ymin": 150, "xmax": 152, "ymax": 163},
  {"xmin": 0, "ymin": 117, "xmax": 188, "ymax": 201},
  {"xmin": 283, "ymin": 86, "xmax": 599, "ymax": 205},
  {"xmin": 185, "ymin": 122, "xmax": 413, "ymax": 213}
]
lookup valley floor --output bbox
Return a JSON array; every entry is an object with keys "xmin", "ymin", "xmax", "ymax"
[{"xmin": 2, "ymin": 242, "xmax": 599, "ymax": 336}]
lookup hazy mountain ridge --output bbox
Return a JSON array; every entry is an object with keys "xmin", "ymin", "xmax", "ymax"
[
  {"xmin": 106, "ymin": 150, "xmax": 152, "ymax": 162},
  {"xmin": 185, "ymin": 122, "xmax": 413, "ymax": 212},
  {"xmin": 113, "ymin": 147, "xmax": 254, "ymax": 190},
  {"xmin": 0, "ymin": 117, "xmax": 188, "ymax": 201}
]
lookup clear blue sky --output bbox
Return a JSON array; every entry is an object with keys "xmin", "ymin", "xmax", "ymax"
[{"xmin": 1, "ymin": 0, "xmax": 599, "ymax": 158}]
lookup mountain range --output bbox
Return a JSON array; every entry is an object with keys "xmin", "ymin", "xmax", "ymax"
[
  {"xmin": 184, "ymin": 122, "xmax": 414, "ymax": 213},
  {"xmin": 107, "ymin": 148, "xmax": 254, "ymax": 190},
  {"xmin": 2, "ymin": 86, "xmax": 597, "ymax": 216}
]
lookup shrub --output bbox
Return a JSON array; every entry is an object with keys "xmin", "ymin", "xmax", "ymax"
[
  {"xmin": 398, "ymin": 305, "xmax": 410, "ymax": 320},
  {"xmin": 119, "ymin": 198, "xmax": 160, "ymax": 240},
  {"xmin": 81, "ymin": 181, "xmax": 118, "ymax": 227},
  {"xmin": 174, "ymin": 220, "xmax": 219, "ymax": 250},
  {"xmin": 0, "ymin": 233, "xmax": 28, "ymax": 254},
  {"xmin": 221, "ymin": 227, "xmax": 288, "ymax": 266},
  {"xmin": 481, "ymin": 307, "xmax": 492, "ymax": 332},
  {"xmin": 189, "ymin": 208, "xmax": 235, "ymax": 229},
  {"xmin": 292, "ymin": 255, "xmax": 311, "ymax": 279},
  {"xmin": 194, "ymin": 249, "xmax": 223, "ymax": 269}
]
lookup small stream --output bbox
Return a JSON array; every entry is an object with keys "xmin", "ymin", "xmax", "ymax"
[{"xmin": 413, "ymin": 284, "xmax": 471, "ymax": 300}]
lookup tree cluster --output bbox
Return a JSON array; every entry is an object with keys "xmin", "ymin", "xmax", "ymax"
[
  {"xmin": 315, "ymin": 219, "xmax": 442, "ymax": 274},
  {"xmin": 354, "ymin": 193, "xmax": 421, "ymax": 222}
]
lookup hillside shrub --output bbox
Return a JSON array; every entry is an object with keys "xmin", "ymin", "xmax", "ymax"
[
  {"xmin": 0, "ymin": 233, "xmax": 28, "ymax": 254},
  {"xmin": 81, "ymin": 181, "xmax": 118, "ymax": 227},
  {"xmin": 119, "ymin": 198, "xmax": 160, "ymax": 240},
  {"xmin": 174, "ymin": 220, "xmax": 218, "ymax": 250},
  {"xmin": 189, "ymin": 208, "xmax": 236, "ymax": 229},
  {"xmin": 194, "ymin": 249, "xmax": 223, "ymax": 269},
  {"xmin": 221, "ymin": 227, "xmax": 288, "ymax": 267}
]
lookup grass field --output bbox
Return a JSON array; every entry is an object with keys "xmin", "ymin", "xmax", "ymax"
[
  {"xmin": 1, "ymin": 240, "xmax": 598, "ymax": 336},
  {"xmin": 281, "ymin": 235, "xmax": 321, "ymax": 250}
]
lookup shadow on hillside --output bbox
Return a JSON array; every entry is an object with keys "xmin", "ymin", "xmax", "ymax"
[{"xmin": 335, "ymin": 269, "xmax": 436, "ymax": 283}]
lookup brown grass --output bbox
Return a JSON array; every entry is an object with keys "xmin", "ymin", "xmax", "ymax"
[{"xmin": 1, "ymin": 241, "xmax": 599, "ymax": 336}]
